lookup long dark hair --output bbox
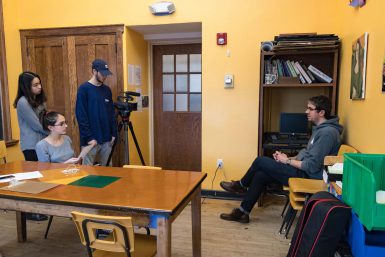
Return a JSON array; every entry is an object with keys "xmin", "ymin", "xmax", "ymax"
[
  {"xmin": 42, "ymin": 111, "xmax": 60, "ymax": 131},
  {"xmin": 13, "ymin": 71, "xmax": 47, "ymax": 108}
]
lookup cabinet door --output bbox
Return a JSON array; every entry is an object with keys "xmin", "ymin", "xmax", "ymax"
[
  {"xmin": 22, "ymin": 31, "xmax": 121, "ymax": 162},
  {"xmin": 67, "ymin": 34, "xmax": 118, "ymax": 155}
]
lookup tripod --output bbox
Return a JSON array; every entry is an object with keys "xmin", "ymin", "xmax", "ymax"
[{"xmin": 107, "ymin": 111, "xmax": 145, "ymax": 166}]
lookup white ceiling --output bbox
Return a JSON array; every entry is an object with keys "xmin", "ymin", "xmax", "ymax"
[{"xmin": 128, "ymin": 22, "xmax": 202, "ymax": 44}]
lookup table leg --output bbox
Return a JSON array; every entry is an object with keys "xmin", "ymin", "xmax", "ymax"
[
  {"xmin": 16, "ymin": 211, "xmax": 27, "ymax": 242},
  {"xmin": 191, "ymin": 186, "xmax": 201, "ymax": 257},
  {"xmin": 157, "ymin": 216, "xmax": 171, "ymax": 257}
]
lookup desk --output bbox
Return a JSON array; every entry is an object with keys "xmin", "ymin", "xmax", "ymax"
[{"xmin": 0, "ymin": 161, "xmax": 207, "ymax": 257}]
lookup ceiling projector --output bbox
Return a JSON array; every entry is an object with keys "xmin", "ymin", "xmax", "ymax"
[{"xmin": 149, "ymin": 1, "xmax": 175, "ymax": 15}]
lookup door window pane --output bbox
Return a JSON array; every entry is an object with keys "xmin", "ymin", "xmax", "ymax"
[
  {"xmin": 176, "ymin": 54, "xmax": 188, "ymax": 72},
  {"xmin": 190, "ymin": 94, "xmax": 201, "ymax": 112},
  {"xmin": 176, "ymin": 74, "xmax": 188, "ymax": 92},
  {"xmin": 163, "ymin": 94, "xmax": 174, "ymax": 111},
  {"xmin": 162, "ymin": 55, "xmax": 174, "ymax": 72},
  {"xmin": 176, "ymin": 94, "xmax": 188, "ymax": 111},
  {"xmin": 190, "ymin": 54, "xmax": 201, "ymax": 72},
  {"xmin": 162, "ymin": 75, "xmax": 174, "ymax": 92},
  {"xmin": 190, "ymin": 74, "xmax": 201, "ymax": 93}
]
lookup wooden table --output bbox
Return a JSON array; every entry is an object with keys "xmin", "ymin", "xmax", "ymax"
[{"xmin": 0, "ymin": 161, "xmax": 207, "ymax": 257}]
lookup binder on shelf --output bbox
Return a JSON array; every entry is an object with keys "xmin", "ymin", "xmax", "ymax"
[
  {"xmin": 286, "ymin": 60, "xmax": 297, "ymax": 77},
  {"xmin": 291, "ymin": 61, "xmax": 300, "ymax": 76},
  {"xmin": 301, "ymin": 64, "xmax": 316, "ymax": 83},
  {"xmin": 295, "ymin": 61, "xmax": 312, "ymax": 83},
  {"xmin": 308, "ymin": 65, "xmax": 333, "ymax": 83}
]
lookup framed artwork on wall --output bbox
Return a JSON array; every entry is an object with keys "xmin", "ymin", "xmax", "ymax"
[
  {"xmin": 382, "ymin": 56, "xmax": 385, "ymax": 93},
  {"xmin": 350, "ymin": 32, "xmax": 368, "ymax": 100}
]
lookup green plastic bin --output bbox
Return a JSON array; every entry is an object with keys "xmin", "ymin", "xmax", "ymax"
[{"xmin": 342, "ymin": 153, "xmax": 385, "ymax": 231}]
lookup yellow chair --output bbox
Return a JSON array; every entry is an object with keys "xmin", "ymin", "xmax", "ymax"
[
  {"xmin": 324, "ymin": 144, "xmax": 358, "ymax": 165},
  {"xmin": 123, "ymin": 165, "xmax": 162, "ymax": 170},
  {"xmin": 0, "ymin": 140, "xmax": 7, "ymax": 163},
  {"xmin": 71, "ymin": 211, "xmax": 157, "ymax": 257}
]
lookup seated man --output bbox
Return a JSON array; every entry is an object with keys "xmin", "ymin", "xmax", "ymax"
[{"xmin": 220, "ymin": 95, "xmax": 343, "ymax": 223}]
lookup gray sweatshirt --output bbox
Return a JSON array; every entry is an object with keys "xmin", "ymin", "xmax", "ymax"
[
  {"xmin": 36, "ymin": 136, "xmax": 74, "ymax": 163},
  {"xmin": 16, "ymin": 96, "xmax": 48, "ymax": 151},
  {"xmin": 296, "ymin": 117, "xmax": 343, "ymax": 179}
]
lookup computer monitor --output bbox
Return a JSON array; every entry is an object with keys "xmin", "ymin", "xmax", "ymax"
[{"xmin": 279, "ymin": 113, "xmax": 308, "ymax": 135}]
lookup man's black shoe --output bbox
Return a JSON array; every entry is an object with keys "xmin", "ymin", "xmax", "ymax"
[
  {"xmin": 220, "ymin": 180, "xmax": 247, "ymax": 195},
  {"xmin": 26, "ymin": 213, "xmax": 48, "ymax": 221},
  {"xmin": 220, "ymin": 208, "xmax": 249, "ymax": 223}
]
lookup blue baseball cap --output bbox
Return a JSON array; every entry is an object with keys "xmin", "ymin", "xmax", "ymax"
[{"xmin": 92, "ymin": 59, "xmax": 113, "ymax": 76}]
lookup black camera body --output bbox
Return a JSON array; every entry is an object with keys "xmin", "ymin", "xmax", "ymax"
[{"xmin": 114, "ymin": 91, "xmax": 140, "ymax": 118}]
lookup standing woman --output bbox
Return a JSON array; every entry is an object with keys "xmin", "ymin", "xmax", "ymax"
[{"xmin": 14, "ymin": 71, "xmax": 48, "ymax": 161}]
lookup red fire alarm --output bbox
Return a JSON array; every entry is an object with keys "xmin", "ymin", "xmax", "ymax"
[{"xmin": 217, "ymin": 33, "xmax": 227, "ymax": 45}]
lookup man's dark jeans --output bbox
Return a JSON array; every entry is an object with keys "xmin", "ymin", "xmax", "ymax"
[{"xmin": 240, "ymin": 156, "xmax": 306, "ymax": 213}]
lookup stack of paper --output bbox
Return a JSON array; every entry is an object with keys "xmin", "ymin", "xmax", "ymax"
[{"xmin": 328, "ymin": 163, "xmax": 343, "ymax": 174}]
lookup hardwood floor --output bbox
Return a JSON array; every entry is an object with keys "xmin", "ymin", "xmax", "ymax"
[{"xmin": 0, "ymin": 197, "xmax": 291, "ymax": 257}]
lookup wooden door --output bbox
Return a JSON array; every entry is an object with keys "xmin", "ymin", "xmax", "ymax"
[
  {"xmin": 67, "ymin": 34, "xmax": 118, "ymax": 154},
  {"xmin": 21, "ymin": 25, "xmax": 123, "ymax": 162},
  {"xmin": 153, "ymin": 44, "xmax": 202, "ymax": 171},
  {"xmin": 24, "ymin": 36, "xmax": 70, "ymax": 129}
]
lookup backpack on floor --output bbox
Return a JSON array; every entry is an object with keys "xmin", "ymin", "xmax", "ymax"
[{"xmin": 287, "ymin": 191, "xmax": 351, "ymax": 257}]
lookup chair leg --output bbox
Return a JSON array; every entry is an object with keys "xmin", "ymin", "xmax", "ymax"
[
  {"xmin": 284, "ymin": 207, "xmax": 297, "ymax": 231},
  {"xmin": 279, "ymin": 205, "xmax": 293, "ymax": 234},
  {"xmin": 44, "ymin": 216, "xmax": 54, "ymax": 239},
  {"xmin": 285, "ymin": 210, "xmax": 298, "ymax": 239},
  {"xmin": 281, "ymin": 197, "xmax": 289, "ymax": 218}
]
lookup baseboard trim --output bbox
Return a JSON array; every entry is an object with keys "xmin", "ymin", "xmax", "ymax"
[{"xmin": 201, "ymin": 189, "xmax": 243, "ymax": 200}]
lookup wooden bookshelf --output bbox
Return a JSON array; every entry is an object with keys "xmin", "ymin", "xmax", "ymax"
[{"xmin": 258, "ymin": 46, "xmax": 340, "ymax": 155}]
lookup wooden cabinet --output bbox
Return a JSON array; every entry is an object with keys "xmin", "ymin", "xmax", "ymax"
[
  {"xmin": 20, "ymin": 25, "xmax": 124, "ymax": 165},
  {"xmin": 258, "ymin": 46, "xmax": 340, "ymax": 155}
]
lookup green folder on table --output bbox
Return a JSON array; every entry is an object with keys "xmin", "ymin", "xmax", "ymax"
[{"xmin": 69, "ymin": 175, "xmax": 120, "ymax": 188}]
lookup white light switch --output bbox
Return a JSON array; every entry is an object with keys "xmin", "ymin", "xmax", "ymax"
[{"xmin": 224, "ymin": 74, "xmax": 234, "ymax": 88}]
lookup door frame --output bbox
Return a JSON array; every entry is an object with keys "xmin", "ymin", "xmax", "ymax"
[{"xmin": 20, "ymin": 24, "xmax": 124, "ymax": 94}]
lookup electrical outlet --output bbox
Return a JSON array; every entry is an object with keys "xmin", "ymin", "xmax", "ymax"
[{"xmin": 217, "ymin": 159, "xmax": 223, "ymax": 169}]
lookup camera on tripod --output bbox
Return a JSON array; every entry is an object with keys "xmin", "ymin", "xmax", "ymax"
[
  {"xmin": 114, "ymin": 91, "xmax": 140, "ymax": 119},
  {"xmin": 109, "ymin": 90, "xmax": 146, "ymax": 166}
]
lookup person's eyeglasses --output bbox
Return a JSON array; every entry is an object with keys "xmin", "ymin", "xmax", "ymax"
[
  {"xmin": 53, "ymin": 121, "xmax": 68, "ymax": 126},
  {"xmin": 306, "ymin": 106, "xmax": 318, "ymax": 111}
]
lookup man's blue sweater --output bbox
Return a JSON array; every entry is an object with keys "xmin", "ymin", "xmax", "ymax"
[{"xmin": 75, "ymin": 82, "xmax": 117, "ymax": 147}]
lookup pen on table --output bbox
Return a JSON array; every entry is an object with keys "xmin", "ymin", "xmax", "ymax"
[{"xmin": 0, "ymin": 175, "xmax": 15, "ymax": 180}]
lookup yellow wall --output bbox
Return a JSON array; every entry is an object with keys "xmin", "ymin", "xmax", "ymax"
[
  {"xmin": 2, "ymin": 0, "xmax": 381, "ymax": 190},
  {"xmin": 336, "ymin": 1, "xmax": 385, "ymax": 154},
  {"xmin": 125, "ymin": 29, "xmax": 150, "ymax": 165}
]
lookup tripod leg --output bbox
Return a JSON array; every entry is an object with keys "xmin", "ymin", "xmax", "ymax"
[
  {"xmin": 106, "ymin": 121, "xmax": 124, "ymax": 166},
  {"xmin": 128, "ymin": 121, "xmax": 146, "ymax": 166}
]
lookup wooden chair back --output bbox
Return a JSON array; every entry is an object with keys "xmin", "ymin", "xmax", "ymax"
[
  {"xmin": 0, "ymin": 140, "xmax": 6, "ymax": 163},
  {"xmin": 324, "ymin": 144, "xmax": 358, "ymax": 165},
  {"xmin": 71, "ymin": 211, "xmax": 135, "ymax": 254},
  {"xmin": 123, "ymin": 165, "xmax": 162, "ymax": 170},
  {"xmin": 71, "ymin": 212, "xmax": 157, "ymax": 257},
  {"xmin": 338, "ymin": 144, "xmax": 358, "ymax": 155}
]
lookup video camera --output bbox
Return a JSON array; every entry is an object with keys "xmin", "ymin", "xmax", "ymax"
[{"xmin": 114, "ymin": 91, "xmax": 140, "ymax": 119}]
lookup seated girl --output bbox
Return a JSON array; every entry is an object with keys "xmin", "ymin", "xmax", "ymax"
[{"xmin": 36, "ymin": 111, "xmax": 80, "ymax": 164}]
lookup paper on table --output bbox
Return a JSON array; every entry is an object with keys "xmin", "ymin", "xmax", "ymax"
[
  {"xmin": 328, "ymin": 163, "xmax": 344, "ymax": 174},
  {"xmin": 0, "ymin": 181, "xmax": 59, "ymax": 194},
  {"xmin": 78, "ymin": 145, "xmax": 94, "ymax": 159},
  {"xmin": 0, "ymin": 171, "xmax": 43, "ymax": 183}
]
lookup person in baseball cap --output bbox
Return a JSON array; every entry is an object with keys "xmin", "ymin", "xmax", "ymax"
[
  {"xmin": 75, "ymin": 58, "xmax": 117, "ymax": 167},
  {"xmin": 91, "ymin": 59, "xmax": 113, "ymax": 77}
]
